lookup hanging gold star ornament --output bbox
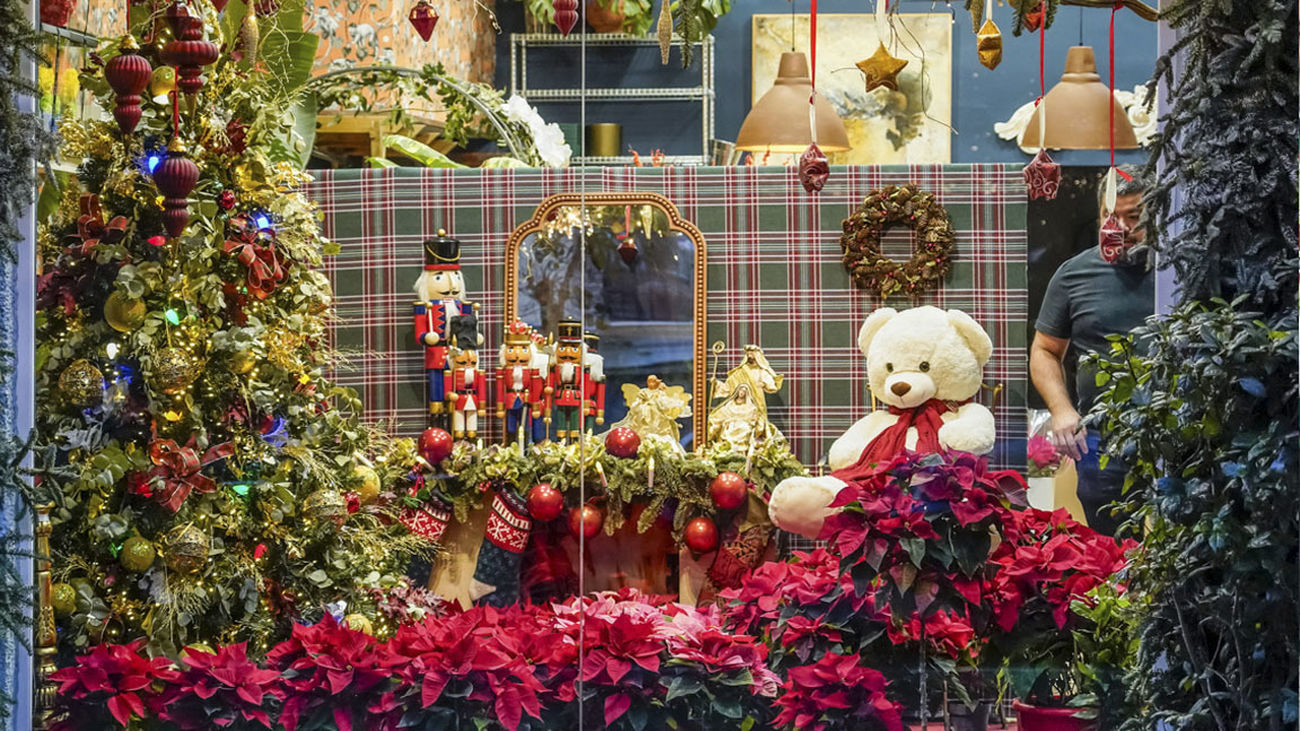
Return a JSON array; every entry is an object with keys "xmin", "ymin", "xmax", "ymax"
[
  {"xmin": 977, "ymin": 18, "xmax": 1002, "ymax": 69},
  {"xmin": 857, "ymin": 44, "xmax": 908, "ymax": 92}
]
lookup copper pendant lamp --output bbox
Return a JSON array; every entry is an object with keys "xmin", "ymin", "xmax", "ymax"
[
  {"xmin": 1021, "ymin": 46, "xmax": 1137, "ymax": 150},
  {"xmin": 736, "ymin": 52, "xmax": 851, "ymax": 153}
]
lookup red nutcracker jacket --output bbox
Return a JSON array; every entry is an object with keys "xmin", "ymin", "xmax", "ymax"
[
  {"xmin": 546, "ymin": 361, "xmax": 587, "ymax": 410},
  {"xmin": 585, "ymin": 379, "xmax": 605, "ymax": 417},
  {"xmin": 413, "ymin": 299, "xmax": 465, "ymax": 370},
  {"xmin": 496, "ymin": 364, "xmax": 543, "ymax": 411},
  {"xmin": 443, "ymin": 367, "xmax": 486, "ymax": 411}
]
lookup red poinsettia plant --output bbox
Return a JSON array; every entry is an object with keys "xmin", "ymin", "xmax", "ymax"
[
  {"xmin": 982, "ymin": 507, "xmax": 1137, "ymax": 707},
  {"xmin": 772, "ymin": 652, "xmax": 904, "ymax": 731},
  {"xmin": 156, "ymin": 642, "xmax": 284, "ymax": 730},
  {"xmin": 265, "ymin": 614, "xmax": 400, "ymax": 731},
  {"xmin": 50, "ymin": 638, "xmax": 180, "ymax": 730}
]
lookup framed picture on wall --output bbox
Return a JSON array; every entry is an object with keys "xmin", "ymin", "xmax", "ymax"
[{"xmin": 752, "ymin": 14, "xmax": 953, "ymax": 164}]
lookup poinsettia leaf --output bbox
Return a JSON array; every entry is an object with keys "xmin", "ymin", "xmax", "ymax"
[{"xmin": 604, "ymin": 693, "xmax": 632, "ymax": 725}]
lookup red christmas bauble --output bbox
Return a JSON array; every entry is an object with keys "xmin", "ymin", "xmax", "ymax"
[
  {"xmin": 162, "ymin": 2, "xmax": 218, "ymax": 98},
  {"xmin": 418, "ymin": 427, "xmax": 454, "ymax": 466},
  {"xmin": 568, "ymin": 504, "xmax": 603, "ymax": 539},
  {"xmin": 153, "ymin": 143, "xmax": 199, "ymax": 238},
  {"xmin": 604, "ymin": 427, "xmax": 641, "ymax": 459},
  {"xmin": 709, "ymin": 472, "xmax": 748, "ymax": 510},
  {"xmin": 104, "ymin": 40, "xmax": 152, "ymax": 136},
  {"xmin": 684, "ymin": 517, "xmax": 718, "ymax": 553},
  {"xmin": 408, "ymin": 0, "xmax": 439, "ymax": 41},
  {"xmin": 527, "ymin": 483, "xmax": 564, "ymax": 521},
  {"xmin": 553, "ymin": 0, "xmax": 578, "ymax": 35}
]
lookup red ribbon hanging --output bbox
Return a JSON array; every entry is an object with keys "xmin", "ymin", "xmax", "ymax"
[{"xmin": 1108, "ymin": 3, "xmax": 1132, "ymax": 181}]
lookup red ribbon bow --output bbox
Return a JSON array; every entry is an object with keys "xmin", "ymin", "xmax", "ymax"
[
  {"xmin": 223, "ymin": 215, "xmax": 288, "ymax": 300},
  {"xmin": 148, "ymin": 438, "xmax": 235, "ymax": 513},
  {"xmin": 74, "ymin": 194, "xmax": 128, "ymax": 255}
]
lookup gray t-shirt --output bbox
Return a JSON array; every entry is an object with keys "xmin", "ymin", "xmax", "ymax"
[{"xmin": 1035, "ymin": 246, "xmax": 1155, "ymax": 412}]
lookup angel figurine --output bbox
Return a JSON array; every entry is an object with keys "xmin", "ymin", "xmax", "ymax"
[
  {"xmin": 707, "ymin": 344, "xmax": 784, "ymax": 449},
  {"xmin": 612, "ymin": 375, "xmax": 693, "ymax": 445}
]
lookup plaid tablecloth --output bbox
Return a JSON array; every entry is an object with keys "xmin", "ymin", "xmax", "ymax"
[{"xmin": 306, "ymin": 165, "xmax": 1027, "ymax": 470}]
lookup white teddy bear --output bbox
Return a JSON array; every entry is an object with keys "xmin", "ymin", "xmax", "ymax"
[{"xmin": 768, "ymin": 306, "xmax": 997, "ymax": 538}]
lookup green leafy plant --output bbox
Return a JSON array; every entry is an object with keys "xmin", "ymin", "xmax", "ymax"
[
  {"xmin": 1089, "ymin": 300, "xmax": 1298, "ymax": 730},
  {"xmin": 671, "ymin": 0, "xmax": 730, "ymax": 67}
]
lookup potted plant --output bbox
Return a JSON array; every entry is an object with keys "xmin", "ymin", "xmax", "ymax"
[
  {"xmin": 982, "ymin": 508, "xmax": 1136, "ymax": 730},
  {"xmin": 1025, "ymin": 434, "xmax": 1062, "ymax": 510}
]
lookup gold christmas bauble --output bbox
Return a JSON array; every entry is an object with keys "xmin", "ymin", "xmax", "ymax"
[
  {"xmin": 149, "ymin": 347, "xmax": 202, "ymax": 395},
  {"xmin": 302, "ymin": 488, "xmax": 347, "ymax": 525},
  {"xmin": 58, "ymin": 359, "xmax": 104, "ymax": 408},
  {"xmin": 353, "ymin": 464, "xmax": 381, "ymax": 504},
  {"xmin": 163, "ymin": 524, "xmax": 210, "ymax": 575},
  {"xmin": 185, "ymin": 642, "xmax": 216, "ymax": 656},
  {"xmin": 119, "ymin": 536, "xmax": 156, "ymax": 573},
  {"xmin": 229, "ymin": 349, "xmax": 257, "ymax": 374},
  {"xmin": 103, "ymin": 291, "xmax": 147, "ymax": 332},
  {"xmin": 149, "ymin": 65, "xmax": 176, "ymax": 99},
  {"xmin": 343, "ymin": 613, "xmax": 373, "ymax": 635},
  {"xmin": 51, "ymin": 582, "xmax": 76, "ymax": 618}
]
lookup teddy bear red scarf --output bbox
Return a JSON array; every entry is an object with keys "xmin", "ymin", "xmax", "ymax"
[{"xmin": 831, "ymin": 399, "xmax": 951, "ymax": 483}]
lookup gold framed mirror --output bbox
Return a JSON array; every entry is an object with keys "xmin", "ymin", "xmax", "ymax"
[{"xmin": 505, "ymin": 192, "xmax": 707, "ymax": 447}]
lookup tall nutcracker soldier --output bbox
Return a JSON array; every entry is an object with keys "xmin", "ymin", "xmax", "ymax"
[
  {"xmin": 444, "ymin": 342, "xmax": 487, "ymax": 439},
  {"xmin": 496, "ymin": 320, "xmax": 544, "ymax": 446},
  {"xmin": 413, "ymin": 230, "xmax": 478, "ymax": 425},
  {"xmin": 544, "ymin": 320, "xmax": 600, "ymax": 442},
  {"xmin": 583, "ymin": 331, "xmax": 606, "ymax": 428}
]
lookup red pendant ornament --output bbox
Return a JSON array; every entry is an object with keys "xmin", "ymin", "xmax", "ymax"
[
  {"xmin": 684, "ymin": 516, "xmax": 718, "ymax": 553},
  {"xmin": 162, "ymin": 1, "xmax": 219, "ymax": 100},
  {"xmin": 104, "ymin": 36, "xmax": 152, "ymax": 136},
  {"xmin": 798, "ymin": 142, "xmax": 830, "ymax": 193},
  {"xmin": 153, "ymin": 138, "xmax": 200, "ymax": 238},
  {"xmin": 1022, "ymin": 148, "xmax": 1061, "ymax": 200},
  {"xmin": 1098, "ymin": 213, "xmax": 1129, "ymax": 263},
  {"xmin": 569, "ymin": 504, "xmax": 603, "ymax": 539},
  {"xmin": 709, "ymin": 472, "xmax": 748, "ymax": 510},
  {"xmin": 526, "ymin": 483, "xmax": 564, "ymax": 521},
  {"xmin": 419, "ymin": 427, "xmax": 455, "ymax": 466},
  {"xmin": 617, "ymin": 237, "xmax": 638, "ymax": 265},
  {"xmin": 604, "ymin": 426, "xmax": 641, "ymax": 459},
  {"xmin": 553, "ymin": 0, "xmax": 579, "ymax": 36},
  {"xmin": 211, "ymin": 0, "xmax": 229, "ymax": 10},
  {"xmin": 409, "ymin": 0, "xmax": 439, "ymax": 41}
]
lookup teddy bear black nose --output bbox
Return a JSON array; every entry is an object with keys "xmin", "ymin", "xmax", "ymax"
[{"xmin": 890, "ymin": 382, "xmax": 912, "ymax": 396}]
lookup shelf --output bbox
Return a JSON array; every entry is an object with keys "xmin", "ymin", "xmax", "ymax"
[
  {"xmin": 571, "ymin": 155, "xmax": 708, "ymax": 166},
  {"xmin": 518, "ymin": 87, "xmax": 711, "ymax": 101},
  {"xmin": 40, "ymin": 23, "xmax": 99, "ymax": 48},
  {"xmin": 513, "ymin": 33, "xmax": 711, "ymax": 47}
]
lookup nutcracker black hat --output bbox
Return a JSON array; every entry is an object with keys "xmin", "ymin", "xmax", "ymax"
[
  {"xmin": 423, "ymin": 228, "xmax": 461, "ymax": 271},
  {"xmin": 556, "ymin": 319, "xmax": 583, "ymax": 343},
  {"xmin": 583, "ymin": 331, "xmax": 600, "ymax": 351}
]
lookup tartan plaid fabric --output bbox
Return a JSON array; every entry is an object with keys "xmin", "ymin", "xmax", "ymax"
[{"xmin": 306, "ymin": 165, "xmax": 1028, "ymax": 472}]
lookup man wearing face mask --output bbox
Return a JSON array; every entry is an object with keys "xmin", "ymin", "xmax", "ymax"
[{"xmin": 1030, "ymin": 166, "xmax": 1153, "ymax": 535}]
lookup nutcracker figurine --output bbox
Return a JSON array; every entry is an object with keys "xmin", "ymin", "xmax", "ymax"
[
  {"xmin": 413, "ymin": 230, "xmax": 479, "ymax": 422},
  {"xmin": 544, "ymin": 320, "xmax": 594, "ymax": 442},
  {"xmin": 444, "ymin": 343, "xmax": 487, "ymax": 439},
  {"xmin": 496, "ymin": 320, "xmax": 545, "ymax": 446},
  {"xmin": 583, "ymin": 331, "xmax": 606, "ymax": 427}
]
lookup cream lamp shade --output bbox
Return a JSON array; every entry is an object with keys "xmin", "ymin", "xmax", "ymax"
[
  {"xmin": 735, "ymin": 52, "xmax": 851, "ymax": 153},
  {"xmin": 1022, "ymin": 46, "xmax": 1138, "ymax": 150}
]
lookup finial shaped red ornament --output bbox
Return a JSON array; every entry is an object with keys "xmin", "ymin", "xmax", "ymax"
[
  {"xmin": 162, "ymin": 1, "xmax": 219, "ymax": 99},
  {"xmin": 409, "ymin": 0, "xmax": 439, "ymax": 41},
  {"xmin": 553, "ymin": 0, "xmax": 579, "ymax": 36},
  {"xmin": 153, "ymin": 138, "xmax": 200, "ymax": 238},
  {"xmin": 104, "ymin": 36, "xmax": 152, "ymax": 136}
]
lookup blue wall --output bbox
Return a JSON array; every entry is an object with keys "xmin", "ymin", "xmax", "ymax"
[{"xmin": 493, "ymin": 1, "xmax": 1157, "ymax": 165}]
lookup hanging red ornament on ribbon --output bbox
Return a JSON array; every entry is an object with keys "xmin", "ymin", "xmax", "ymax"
[
  {"xmin": 553, "ymin": 0, "xmax": 579, "ymax": 36},
  {"xmin": 153, "ymin": 137, "xmax": 200, "ymax": 238},
  {"xmin": 104, "ymin": 36, "xmax": 152, "ymax": 136},
  {"xmin": 1099, "ymin": 212, "xmax": 1129, "ymax": 262},
  {"xmin": 409, "ymin": 0, "xmax": 439, "ymax": 41},
  {"xmin": 1022, "ymin": 18, "xmax": 1060, "ymax": 200},
  {"xmin": 798, "ymin": 0, "xmax": 831, "ymax": 193},
  {"xmin": 162, "ymin": 1, "xmax": 219, "ymax": 100}
]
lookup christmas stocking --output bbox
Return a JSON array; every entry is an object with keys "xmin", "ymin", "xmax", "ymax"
[
  {"xmin": 470, "ymin": 489, "xmax": 533, "ymax": 606},
  {"xmin": 399, "ymin": 481, "xmax": 453, "ymax": 587}
]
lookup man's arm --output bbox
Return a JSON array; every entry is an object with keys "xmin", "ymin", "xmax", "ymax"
[{"xmin": 1030, "ymin": 331, "xmax": 1088, "ymax": 460}]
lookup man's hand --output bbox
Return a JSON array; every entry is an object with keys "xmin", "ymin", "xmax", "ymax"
[{"xmin": 1049, "ymin": 408, "xmax": 1089, "ymax": 461}]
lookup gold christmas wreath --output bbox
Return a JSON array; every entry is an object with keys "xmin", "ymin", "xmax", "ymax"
[{"xmin": 841, "ymin": 184, "xmax": 955, "ymax": 299}]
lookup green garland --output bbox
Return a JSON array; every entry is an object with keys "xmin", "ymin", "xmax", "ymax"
[{"xmin": 434, "ymin": 435, "xmax": 805, "ymax": 542}]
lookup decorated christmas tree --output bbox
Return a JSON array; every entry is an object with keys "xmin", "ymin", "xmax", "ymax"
[{"xmin": 35, "ymin": 1, "xmax": 425, "ymax": 655}]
